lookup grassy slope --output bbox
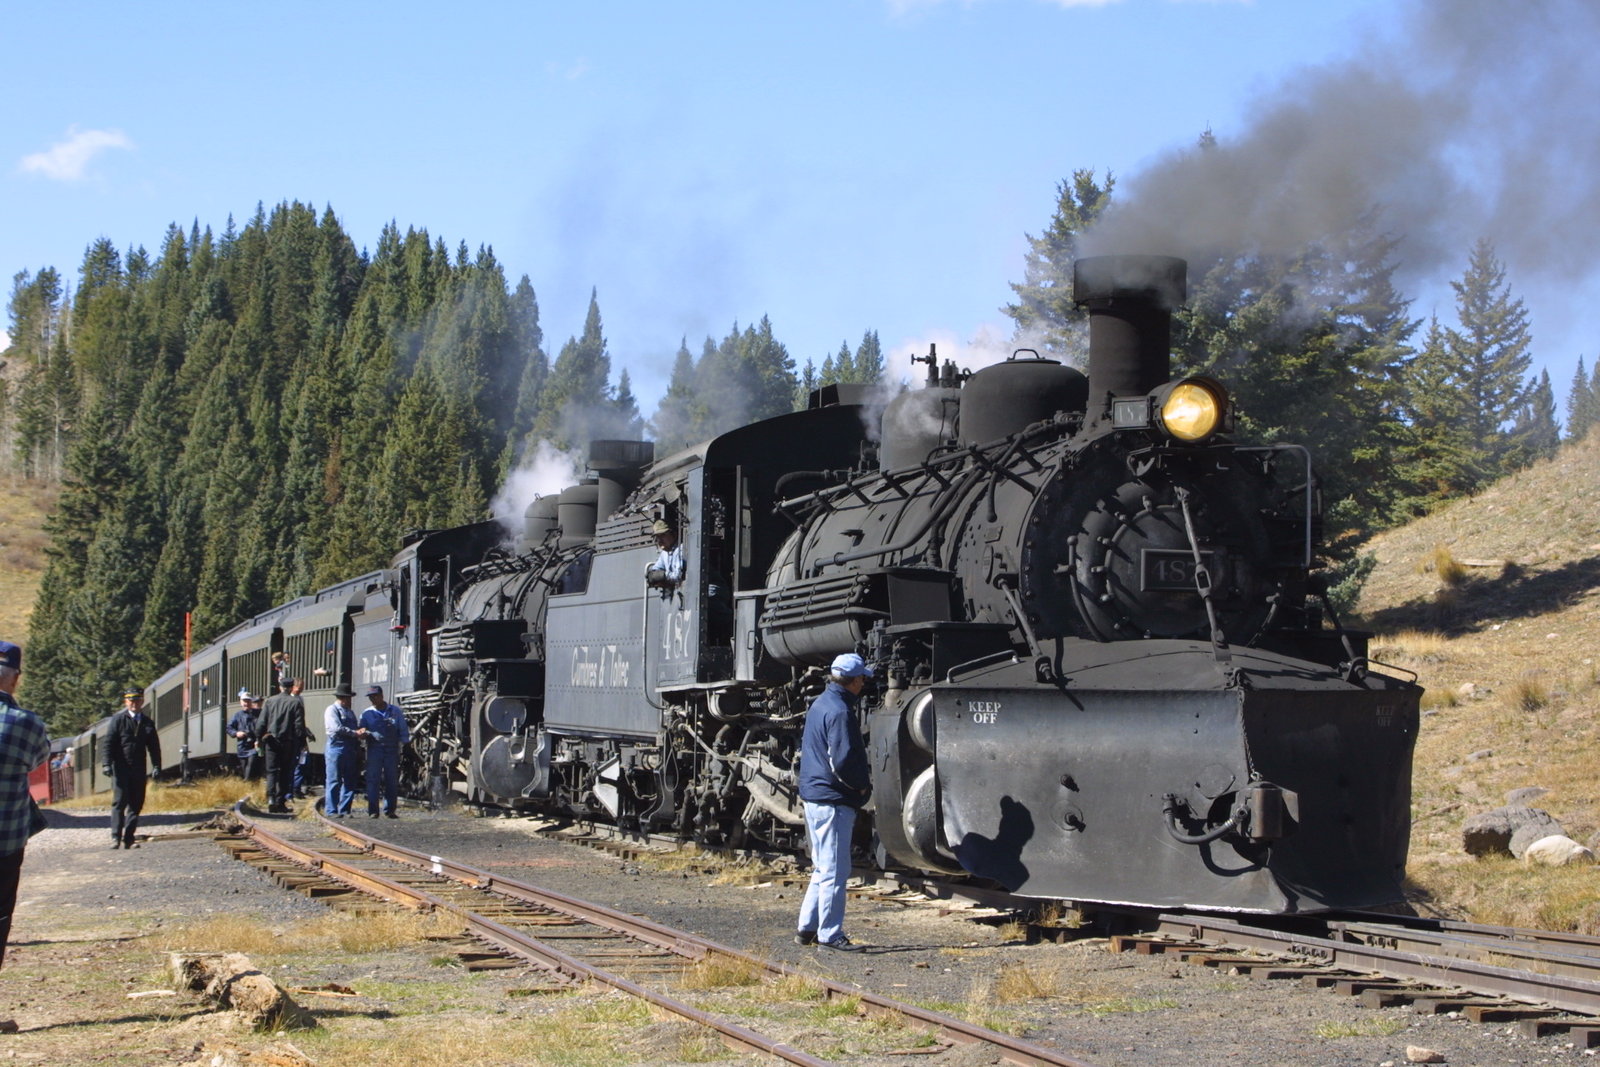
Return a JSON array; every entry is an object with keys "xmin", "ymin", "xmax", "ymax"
[
  {"xmin": 1351, "ymin": 431, "xmax": 1600, "ymax": 930},
  {"xmin": 0, "ymin": 478, "xmax": 54, "ymax": 641}
]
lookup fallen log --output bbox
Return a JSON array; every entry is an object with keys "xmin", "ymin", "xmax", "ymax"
[{"xmin": 168, "ymin": 952, "xmax": 318, "ymax": 1031}]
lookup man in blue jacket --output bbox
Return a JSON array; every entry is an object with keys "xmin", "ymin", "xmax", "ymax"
[
  {"xmin": 359, "ymin": 685, "xmax": 410, "ymax": 819},
  {"xmin": 795, "ymin": 652, "xmax": 873, "ymax": 950}
]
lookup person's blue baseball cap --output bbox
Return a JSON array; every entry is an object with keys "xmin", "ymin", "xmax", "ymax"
[
  {"xmin": 0, "ymin": 641, "xmax": 18, "ymax": 671},
  {"xmin": 830, "ymin": 652, "xmax": 873, "ymax": 678}
]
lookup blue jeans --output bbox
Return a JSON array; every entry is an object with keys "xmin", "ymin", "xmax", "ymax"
[
  {"xmin": 798, "ymin": 801, "xmax": 855, "ymax": 943},
  {"xmin": 366, "ymin": 745, "xmax": 399, "ymax": 815},
  {"xmin": 325, "ymin": 743, "xmax": 359, "ymax": 815}
]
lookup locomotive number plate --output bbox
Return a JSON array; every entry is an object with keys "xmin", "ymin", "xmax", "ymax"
[{"xmin": 1141, "ymin": 549, "xmax": 1213, "ymax": 591}]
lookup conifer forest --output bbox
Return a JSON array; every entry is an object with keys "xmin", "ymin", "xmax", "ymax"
[{"xmin": 2, "ymin": 189, "xmax": 1590, "ymax": 732}]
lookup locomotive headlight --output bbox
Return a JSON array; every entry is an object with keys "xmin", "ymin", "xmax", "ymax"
[{"xmin": 1155, "ymin": 377, "xmax": 1228, "ymax": 443}]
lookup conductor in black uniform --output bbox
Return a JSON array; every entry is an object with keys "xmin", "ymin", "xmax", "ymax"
[
  {"xmin": 259, "ymin": 676, "xmax": 306, "ymax": 813},
  {"xmin": 103, "ymin": 688, "xmax": 161, "ymax": 849}
]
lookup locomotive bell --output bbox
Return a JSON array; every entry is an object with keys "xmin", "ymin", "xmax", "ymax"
[{"xmin": 1073, "ymin": 254, "xmax": 1187, "ymax": 414}]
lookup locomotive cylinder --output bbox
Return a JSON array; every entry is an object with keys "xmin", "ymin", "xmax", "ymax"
[{"xmin": 1073, "ymin": 254, "xmax": 1187, "ymax": 407}]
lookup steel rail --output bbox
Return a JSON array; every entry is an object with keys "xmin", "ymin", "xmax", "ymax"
[
  {"xmin": 235, "ymin": 804, "xmax": 1096, "ymax": 1067},
  {"xmin": 313, "ymin": 809, "xmax": 1096, "ymax": 1067},
  {"xmin": 1155, "ymin": 913, "xmax": 1600, "ymax": 1017},
  {"xmin": 233, "ymin": 805, "xmax": 829, "ymax": 1066}
]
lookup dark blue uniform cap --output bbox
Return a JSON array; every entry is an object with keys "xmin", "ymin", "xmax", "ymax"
[{"xmin": 0, "ymin": 641, "xmax": 18, "ymax": 671}]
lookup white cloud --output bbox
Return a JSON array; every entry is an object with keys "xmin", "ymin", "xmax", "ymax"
[
  {"xmin": 19, "ymin": 127, "xmax": 134, "ymax": 181},
  {"xmin": 545, "ymin": 57, "xmax": 590, "ymax": 81}
]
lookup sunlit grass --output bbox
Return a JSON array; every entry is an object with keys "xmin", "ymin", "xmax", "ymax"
[{"xmin": 155, "ymin": 912, "xmax": 465, "ymax": 957}]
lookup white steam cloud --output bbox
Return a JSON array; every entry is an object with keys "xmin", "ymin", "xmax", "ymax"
[{"xmin": 491, "ymin": 439, "xmax": 583, "ymax": 545}]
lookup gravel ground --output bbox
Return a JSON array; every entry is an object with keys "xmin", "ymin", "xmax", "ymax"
[{"xmin": 7, "ymin": 802, "xmax": 1597, "ymax": 1066}]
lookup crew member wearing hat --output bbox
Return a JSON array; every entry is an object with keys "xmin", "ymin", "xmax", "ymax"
[
  {"xmin": 0, "ymin": 640, "xmax": 49, "ymax": 973},
  {"xmin": 103, "ymin": 686, "xmax": 161, "ymax": 848},
  {"xmin": 228, "ymin": 694, "xmax": 262, "ymax": 780},
  {"xmin": 322, "ymin": 684, "xmax": 367, "ymax": 818},
  {"xmin": 795, "ymin": 652, "xmax": 874, "ymax": 951},
  {"xmin": 359, "ymin": 685, "xmax": 411, "ymax": 819},
  {"xmin": 646, "ymin": 519, "xmax": 683, "ymax": 588},
  {"xmin": 258, "ymin": 675, "xmax": 306, "ymax": 813}
]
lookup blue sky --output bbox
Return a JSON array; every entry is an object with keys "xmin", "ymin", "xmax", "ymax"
[{"xmin": 6, "ymin": 0, "xmax": 1594, "ymax": 417}]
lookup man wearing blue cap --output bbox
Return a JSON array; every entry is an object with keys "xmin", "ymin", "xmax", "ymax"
[
  {"xmin": 103, "ymin": 687, "xmax": 160, "ymax": 849},
  {"xmin": 0, "ymin": 640, "xmax": 49, "ymax": 974},
  {"xmin": 359, "ymin": 686, "xmax": 410, "ymax": 819},
  {"xmin": 795, "ymin": 652, "xmax": 874, "ymax": 951}
]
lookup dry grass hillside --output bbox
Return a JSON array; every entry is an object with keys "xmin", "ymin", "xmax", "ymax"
[
  {"xmin": 1350, "ymin": 431, "xmax": 1600, "ymax": 931},
  {"xmin": 0, "ymin": 478, "xmax": 54, "ymax": 639}
]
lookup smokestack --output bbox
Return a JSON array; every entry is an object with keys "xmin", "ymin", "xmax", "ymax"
[{"xmin": 1073, "ymin": 255, "xmax": 1187, "ymax": 413}]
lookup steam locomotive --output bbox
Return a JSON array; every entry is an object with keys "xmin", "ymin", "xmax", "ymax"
[{"xmin": 76, "ymin": 254, "xmax": 1420, "ymax": 914}]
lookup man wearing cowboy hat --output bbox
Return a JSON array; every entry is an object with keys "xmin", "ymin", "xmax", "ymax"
[
  {"xmin": 103, "ymin": 686, "xmax": 160, "ymax": 848},
  {"xmin": 322, "ymin": 684, "xmax": 368, "ymax": 818},
  {"xmin": 646, "ymin": 518, "xmax": 683, "ymax": 588}
]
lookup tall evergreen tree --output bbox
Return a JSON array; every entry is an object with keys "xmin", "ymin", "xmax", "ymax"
[
  {"xmin": 1504, "ymin": 369, "xmax": 1560, "ymax": 468},
  {"xmin": 1002, "ymin": 169, "xmax": 1115, "ymax": 360},
  {"xmin": 1445, "ymin": 239, "xmax": 1534, "ymax": 475},
  {"xmin": 1566, "ymin": 356, "xmax": 1599, "ymax": 443}
]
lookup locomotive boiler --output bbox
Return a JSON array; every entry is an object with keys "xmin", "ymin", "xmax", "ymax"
[{"xmin": 88, "ymin": 253, "xmax": 1420, "ymax": 916}]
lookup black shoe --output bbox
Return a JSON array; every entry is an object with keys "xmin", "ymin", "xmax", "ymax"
[
  {"xmin": 818, "ymin": 935, "xmax": 857, "ymax": 951},
  {"xmin": 384, "ymin": 812, "xmax": 397, "ymax": 819},
  {"xmin": 110, "ymin": 840, "xmax": 121, "ymax": 850},
  {"xmin": 794, "ymin": 930, "xmax": 816, "ymax": 946},
  {"xmin": 125, "ymin": 841, "xmax": 140, "ymax": 849},
  {"xmin": 368, "ymin": 812, "xmax": 379, "ymax": 819}
]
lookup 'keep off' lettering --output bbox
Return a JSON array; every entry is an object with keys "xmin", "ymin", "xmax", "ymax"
[{"xmin": 968, "ymin": 700, "xmax": 1001, "ymax": 724}]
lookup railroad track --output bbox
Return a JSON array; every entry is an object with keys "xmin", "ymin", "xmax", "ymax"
[
  {"xmin": 1114, "ymin": 910, "xmax": 1600, "ymax": 1046},
  {"xmin": 221, "ymin": 803, "xmax": 1096, "ymax": 1067},
  {"xmin": 514, "ymin": 812, "xmax": 1600, "ymax": 1046}
]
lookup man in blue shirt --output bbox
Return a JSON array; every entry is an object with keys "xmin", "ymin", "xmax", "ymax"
[
  {"xmin": 795, "ymin": 652, "xmax": 874, "ymax": 950},
  {"xmin": 322, "ymin": 684, "xmax": 365, "ymax": 817},
  {"xmin": 646, "ymin": 519, "xmax": 684, "ymax": 588},
  {"xmin": 228, "ymin": 695, "xmax": 261, "ymax": 780},
  {"xmin": 0, "ymin": 640, "xmax": 51, "ymax": 973},
  {"xmin": 359, "ymin": 685, "xmax": 410, "ymax": 819}
]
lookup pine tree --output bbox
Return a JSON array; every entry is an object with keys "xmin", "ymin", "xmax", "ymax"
[
  {"xmin": 653, "ymin": 339, "xmax": 702, "ymax": 453},
  {"xmin": 1566, "ymin": 357, "xmax": 1599, "ymax": 443},
  {"xmin": 1002, "ymin": 169, "xmax": 1115, "ymax": 359},
  {"xmin": 852, "ymin": 330, "xmax": 884, "ymax": 383},
  {"xmin": 1503, "ymin": 369, "xmax": 1560, "ymax": 468},
  {"xmin": 1445, "ymin": 239, "xmax": 1533, "ymax": 477},
  {"xmin": 532, "ymin": 289, "xmax": 613, "ymax": 451}
]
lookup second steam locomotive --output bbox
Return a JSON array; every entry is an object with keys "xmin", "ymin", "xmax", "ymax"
[{"xmin": 80, "ymin": 254, "xmax": 1420, "ymax": 914}]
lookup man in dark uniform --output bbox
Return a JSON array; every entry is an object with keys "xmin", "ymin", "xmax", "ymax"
[
  {"xmin": 258, "ymin": 676, "xmax": 306, "ymax": 813},
  {"xmin": 103, "ymin": 688, "xmax": 161, "ymax": 849}
]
